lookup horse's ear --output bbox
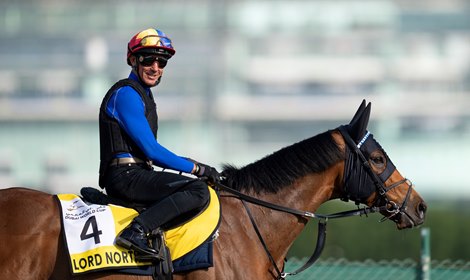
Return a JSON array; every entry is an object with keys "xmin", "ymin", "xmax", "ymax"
[
  {"xmin": 348, "ymin": 101, "xmax": 371, "ymax": 142},
  {"xmin": 349, "ymin": 99, "xmax": 366, "ymax": 125}
]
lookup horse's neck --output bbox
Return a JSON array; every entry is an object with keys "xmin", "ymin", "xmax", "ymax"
[{"xmin": 247, "ymin": 166, "xmax": 341, "ymax": 262}]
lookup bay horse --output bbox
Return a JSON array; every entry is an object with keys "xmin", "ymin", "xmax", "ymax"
[{"xmin": 0, "ymin": 101, "xmax": 426, "ymax": 280}]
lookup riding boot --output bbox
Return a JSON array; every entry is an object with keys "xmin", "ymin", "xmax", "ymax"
[{"xmin": 115, "ymin": 222, "xmax": 161, "ymax": 261}]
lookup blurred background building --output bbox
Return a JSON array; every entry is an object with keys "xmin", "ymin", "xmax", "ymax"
[{"xmin": 1, "ymin": 0, "xmax": 470, "ymax": 197}]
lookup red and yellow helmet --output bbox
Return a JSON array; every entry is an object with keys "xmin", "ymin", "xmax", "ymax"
[{"xmin": 127, "ymin": 28, "xmax": 176, "ymax": 65}]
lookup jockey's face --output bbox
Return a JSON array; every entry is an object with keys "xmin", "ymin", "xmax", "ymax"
[{"xmin": 130, "ymin": 55, "xmax": 164, "ymax": 87}]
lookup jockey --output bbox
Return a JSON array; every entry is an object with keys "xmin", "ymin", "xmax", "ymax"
[{"xmin": 98, "ymin": 28, "xmax": 221, "ymax": 259}]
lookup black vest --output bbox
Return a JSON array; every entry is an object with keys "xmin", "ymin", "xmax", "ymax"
[{"xmin": 98, "ymin": 78, "xmax": 158, "ymax": 186}]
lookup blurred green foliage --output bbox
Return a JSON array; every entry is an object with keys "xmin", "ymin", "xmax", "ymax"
[{"xmin": 288, "ymin": 199, "xmax": 470, "ymax": 261}]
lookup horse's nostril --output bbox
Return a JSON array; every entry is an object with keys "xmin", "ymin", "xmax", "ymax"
[{"xmin": 418, "ymin": 202, "xmax": 427, "ymax": 218}]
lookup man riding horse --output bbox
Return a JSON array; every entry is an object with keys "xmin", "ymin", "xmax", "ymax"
[{"xmin": 98, "ymin": 28, "xmax": 221, "ymax": 260}]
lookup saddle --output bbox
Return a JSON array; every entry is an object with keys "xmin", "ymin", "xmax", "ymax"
[
  {"xmin": 57, "ymin": 185, "xmax": 220, "ymax": 280},
  {"xmin": 80, "ymin": 185, "xmax": 214, "ymax": 279}
]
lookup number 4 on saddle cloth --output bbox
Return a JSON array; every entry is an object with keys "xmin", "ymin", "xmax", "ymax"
[{"xmin": 56, "ymin": 185, "xmax": 220, "ymax": 277}]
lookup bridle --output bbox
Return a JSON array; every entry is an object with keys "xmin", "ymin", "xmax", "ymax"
[
  {"xmin": 211, "ymin": 126, "xmax": 415, "ymax": 279},
  {"xmin": 337, "ymin": 125, "xmax": 414, "ymax": 224}
]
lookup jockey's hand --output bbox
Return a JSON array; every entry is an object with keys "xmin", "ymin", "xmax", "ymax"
[{"xmin": 195, "ymin": 163, "xmax": 222, "ymax": 183}]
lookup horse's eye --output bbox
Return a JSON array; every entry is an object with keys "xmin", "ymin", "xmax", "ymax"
[{"xmin": 371, "ymin": 156, "xmax": 384, "ymax": 165}]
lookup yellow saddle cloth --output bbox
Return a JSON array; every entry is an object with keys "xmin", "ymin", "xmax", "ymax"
[{"xmin": 57, "ymin": 187, "xmax": 220, "ymax": 275}]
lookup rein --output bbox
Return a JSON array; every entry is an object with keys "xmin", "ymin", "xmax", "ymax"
[{"xmin": 211, "ymin": 180, "xmax": 386, "ymax": 279}]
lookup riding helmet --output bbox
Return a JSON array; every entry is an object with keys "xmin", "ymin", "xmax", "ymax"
[{"xmin": 127, "ymin": 28, "xmax": 176, "ymax": 66}]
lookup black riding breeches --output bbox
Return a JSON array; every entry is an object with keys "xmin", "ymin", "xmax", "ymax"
[{"xmin": 102, "ymin": 164, "xmax": 209, "ymax": 230}]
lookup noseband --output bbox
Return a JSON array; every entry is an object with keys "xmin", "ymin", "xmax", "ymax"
[
  {"xmin": 337, "ymin": 125, "xmax": 414, "ymax": 223},
  {"xmin": 378, "ymin": 178, "xmax": 414, "ymax": 224}
]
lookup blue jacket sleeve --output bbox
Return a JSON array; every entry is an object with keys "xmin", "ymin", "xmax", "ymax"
[{"xmin": 106, "ymin": 86, "xmax": 194, "ymax": 173}]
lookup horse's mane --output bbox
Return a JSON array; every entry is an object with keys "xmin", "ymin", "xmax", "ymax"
[{"xmin": 221, "ymin": 129, "xmax": 344, "ymax": 194}]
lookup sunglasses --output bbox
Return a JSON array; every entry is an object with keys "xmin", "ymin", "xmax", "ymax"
[{"xmin": 138, "ymin": 55, "xmax": 168, "ymax": 68}]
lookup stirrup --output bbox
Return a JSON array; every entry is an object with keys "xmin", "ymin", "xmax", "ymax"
[
  {"xmin": 115, "ymin": 233, "xmax": 161, "ymax": 262},
  {"xmin": 149, "ymin": 228, "xmax": 173, "ymax": 275},
  {"xmin": 149, "ymin": 228, "xmax": 166, "ymax": 260},
  {"xmin": 116, "ymin": 238, "xmax": 161, "ymax": 261}
]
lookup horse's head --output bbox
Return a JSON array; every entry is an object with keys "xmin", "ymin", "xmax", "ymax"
[{"xmin": 336, "ymin": 100, "xmax": 427, "ymax": 229}]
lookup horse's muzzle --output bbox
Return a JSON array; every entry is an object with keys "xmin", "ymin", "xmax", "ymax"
[{"xmin": 395, "ymin": 200, "xmax": 427, "ymax": 230}]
